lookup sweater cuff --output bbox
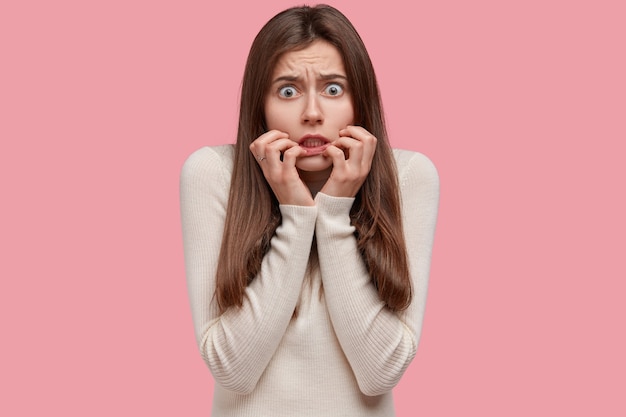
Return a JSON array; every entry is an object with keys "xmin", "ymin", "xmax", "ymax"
[
  {"xmin": 314, "ymin": 192, "xmax": 355, "ymax": 217},
  {"xmin": 278, "ymin": 204, "xmax": 318, "ymax": 228}
]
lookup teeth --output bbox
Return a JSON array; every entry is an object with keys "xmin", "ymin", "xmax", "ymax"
[{"xmin": 302, "ymin": 138, "xmax": 324, "ymax": 147}]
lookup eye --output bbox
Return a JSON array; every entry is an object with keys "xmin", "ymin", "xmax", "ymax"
[
  {"xmin": 278, "ymin": 86, "xmax": 298, "ymax": 98},
  {"xmin": 324, "ymin": 83, "xmax": 344, "ymax": 96}
]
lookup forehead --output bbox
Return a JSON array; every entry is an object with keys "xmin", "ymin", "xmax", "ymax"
[{"xmin": 272, "ymin": 40, "xmax": 346, "ymax": 76}]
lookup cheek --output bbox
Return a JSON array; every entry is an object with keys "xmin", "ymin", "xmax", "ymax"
[
  {"xmin": 330, "ymin": 95, "xmax": 354, "ymax": 124},
  {"xmin": 347, "ymin": 106, "xmax": 355, "ymax": 124},
  {"xmin": 336, "ymin": 101, "xmax": 355, "ymax": 125},
  {"xmin": 264, "ymin": 101, "xmax": 293, "ymax": 131}
]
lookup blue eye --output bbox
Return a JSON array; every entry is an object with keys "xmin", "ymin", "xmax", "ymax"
[
  {"xmin": 324, "ymin": 83, "xmax": 344, "ymax": 96},
  {"xmin": 279, "ymin": 86, "xmax": 298, "ymax": 98}
]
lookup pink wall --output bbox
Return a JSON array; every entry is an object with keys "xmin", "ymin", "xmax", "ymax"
[{"xmin": 1, "ymin": 0, "xmax": 624, "ymax": 415}]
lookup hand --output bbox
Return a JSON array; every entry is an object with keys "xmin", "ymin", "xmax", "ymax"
[
  {"xmin": 249, "ymin": 130, "xmax": 315, "ymax": 206},
  {"xmin": 320, "ymin": 125, "xmax": 377, "ymax": 198}
]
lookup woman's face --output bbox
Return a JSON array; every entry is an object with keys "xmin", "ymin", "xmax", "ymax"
[{"xmin": 264, "ymin": 40, "xmax": 354, "ymax": 173}]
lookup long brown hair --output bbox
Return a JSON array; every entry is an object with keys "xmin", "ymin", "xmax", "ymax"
[{"xmin": 215, "ymin": 4, "xmax": 411, "ymax": 312}]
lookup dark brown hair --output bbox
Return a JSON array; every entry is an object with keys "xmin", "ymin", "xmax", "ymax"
[{"xmin": 215, "ymin": 4, "xmax": 411, "ymax": 312}]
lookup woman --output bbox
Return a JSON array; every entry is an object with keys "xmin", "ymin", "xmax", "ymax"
[{"xmin": 180, "ymin": 4, "xmax": 439, "ymax": 416}]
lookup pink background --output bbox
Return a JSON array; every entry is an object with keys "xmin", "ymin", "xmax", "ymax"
[{"xmin": 2, "ymin": 0, "xmax": 624, "ymax": 415}]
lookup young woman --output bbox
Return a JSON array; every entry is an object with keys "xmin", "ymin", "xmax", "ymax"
[{"xmin": 180, "ymin": 5, "xmax": 439, "ymax": 416}]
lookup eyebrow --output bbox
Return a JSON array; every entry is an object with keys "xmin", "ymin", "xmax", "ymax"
[{"xmin": 271, "ymin": 73, "xmax": 348, "ymax": 84}]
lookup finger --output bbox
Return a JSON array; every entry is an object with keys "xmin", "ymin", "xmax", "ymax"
[
  {"xmin": 338, "ymin": 125, "xmax": 376, "ymax": 165},
  {"xmin": 333, "ymin": 136, "xmax": 363, "ymax": 164},
  {"xmin": 339, "ymin": 125, "xmax": 374, "ymax": 140},
  {"xmin": 323, "ymin": 144, "xmax": 348, "ymax": 167},
  {"xmin": 256, "ymin": 129, "xmax": 289, "ymax": 144},
  {"xmin": 249, "ymin": 130, "xmax": 289, "ymax": 160},
  {"xmin": 263, "ymin": 138, "xmax": 299, "ymax": 166},
  {"xmin": 339, "ymin": 126, "xmax": 377, "ymax": 147},
  {"xmin": 281, "ymin": 144, "xmax": 308, "ymax": 167}
]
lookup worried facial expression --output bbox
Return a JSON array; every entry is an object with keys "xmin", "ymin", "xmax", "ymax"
[{"xmin": 264, "ymin": 40, "xmax": 355, "ymax": 173}]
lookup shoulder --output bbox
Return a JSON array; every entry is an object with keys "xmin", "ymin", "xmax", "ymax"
[
  {"xmin": 392, "ymin": 149, "xmax": 439, "ymax": 235},
  {"xmin": 180, "ymin": 145, "xmax": 235, "ymax": 186},
  {"xmin": 392, "ymin": 148, "xmax": 439, "ymax": 192}
]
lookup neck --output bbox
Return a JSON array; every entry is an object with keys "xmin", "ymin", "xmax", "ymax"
[{"xmin": 299, "ymin": 167, "xmax": 332, "ymax": 197}]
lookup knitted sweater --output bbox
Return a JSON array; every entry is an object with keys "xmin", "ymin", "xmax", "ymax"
[{"xmin": 180, "ymin": 145, "xmax": 439, "ymax": 417}]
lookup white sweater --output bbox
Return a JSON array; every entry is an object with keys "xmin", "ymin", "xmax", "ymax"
[{"xmin": 180, "ymin": 145, "xmax": 439, "ymax": 416}]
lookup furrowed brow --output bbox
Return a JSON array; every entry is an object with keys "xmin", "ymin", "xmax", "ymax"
[
  {"xmin": 272, "ymin": 73, "xmax": 348, "ymax": 84},
  {"xmin": 319, "ymin": 73, "xmax": 348, "ymax": 81},
  {"xmin": 272, "ymin": 75, "xmax": 300, "ymax": 84}
]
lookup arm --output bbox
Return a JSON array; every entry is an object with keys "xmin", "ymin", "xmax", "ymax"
[
  {"xmin": 314, "ymin": 150, "xmax": 439, "ymax": 396},
  {"xmin": 180, "ymin": 147, "xmax": 317, "ymax": 394}
]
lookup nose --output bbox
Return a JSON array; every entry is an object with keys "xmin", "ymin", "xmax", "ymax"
[{"xmin": 301, "ymin": 94, "xmax": 323, "ymax": 125}]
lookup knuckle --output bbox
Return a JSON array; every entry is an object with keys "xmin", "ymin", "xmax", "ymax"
[{"xmin": 265, "ymin": 143, "xmax": 279, "ymax": 152}]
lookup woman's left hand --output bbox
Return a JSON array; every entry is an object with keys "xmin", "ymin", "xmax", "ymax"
[{"xmin": 320, "ymin": 125, "xmax": 377, "ymax": 197}]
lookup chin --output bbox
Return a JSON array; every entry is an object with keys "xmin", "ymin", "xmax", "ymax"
[{"xmin": 295, "ymin": 154, "xmax": 333, "ymax": 172}]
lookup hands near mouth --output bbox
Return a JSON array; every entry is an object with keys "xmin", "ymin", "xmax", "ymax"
[
  {"xmin": 249, "ymin": 130, "xmax": 315, "ymax": 206},
  {"xmin": 320, "ymin": 125, "xmax": 377, "ymax": 199},
  {"xmin": 249, "ymin": 125, "xmax": 377, "ymax": 206}
]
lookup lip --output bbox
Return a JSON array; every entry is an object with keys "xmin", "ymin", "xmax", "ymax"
[{"xmin": 298, "ymin": 134, "xmax": 331, "ymax": 156}]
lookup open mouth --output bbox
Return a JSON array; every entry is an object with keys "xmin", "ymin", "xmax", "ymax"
[
  {"xmin": 298, "ymin": 135, "xmax": 331, "ymax": 155},
  {"xmin": 300, "ymin": 137, "xmax": 327, "ymax": 148}
]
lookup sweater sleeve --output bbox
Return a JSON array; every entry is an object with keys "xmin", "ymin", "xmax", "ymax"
[
  {"xmin": 313, "ymin": 150, "xmax": 439, "ymax": 396},
  {"xmin": 180, "ymin": 147, "xmax": 317, "ymax": 394}
]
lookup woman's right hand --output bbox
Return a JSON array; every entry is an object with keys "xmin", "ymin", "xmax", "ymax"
[{"xmin": 249, "ymin": 130, "xmax": 315, "ymax": 206}]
